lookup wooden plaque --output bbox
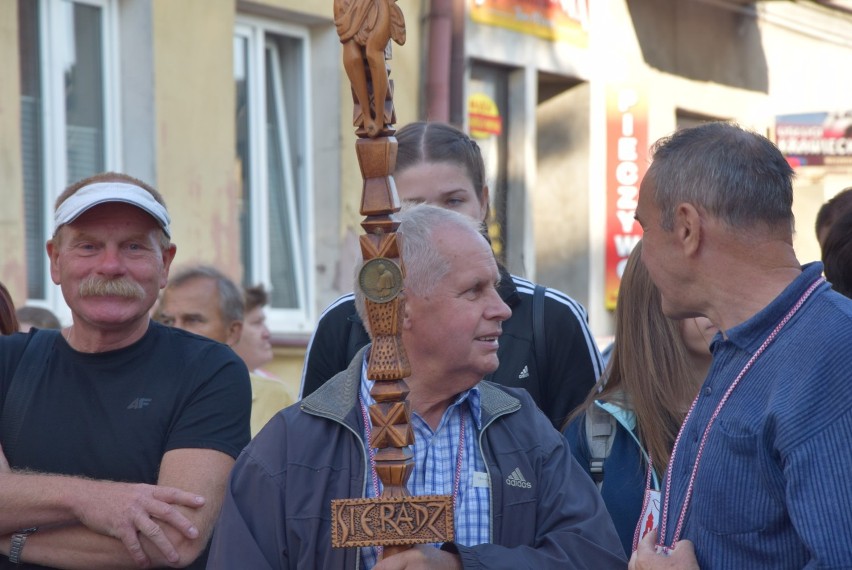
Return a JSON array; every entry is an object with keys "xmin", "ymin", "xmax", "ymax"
[{"xmin": 331, "ymin": 495, "xmax": 454, "ymax": 548}]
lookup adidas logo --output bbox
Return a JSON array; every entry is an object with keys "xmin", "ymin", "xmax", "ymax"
[
  {"xmin": 518, "ymin": 365, "xmax": 529, "ymax": 380},
  {"xmin": 506, "ymin": 467, "xmax": 532, "ymax": 489}
]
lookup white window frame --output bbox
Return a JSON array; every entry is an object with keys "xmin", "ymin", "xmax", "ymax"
[
  {"xmin": 235, "ymin": 17, "xmax": 315, "ymax": 333},
  {"xmin": 30, "ymin": 0, "xmax": 122, "ymax": 322}
]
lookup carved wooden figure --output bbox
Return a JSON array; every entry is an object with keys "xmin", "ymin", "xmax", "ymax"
[
  {"xmin": 331, "ymin": 0, "xmax": 454, "ymax": 562},
  {"xmin": 334, "ymin": 0, "xmax": 406, "ymax": 137}
]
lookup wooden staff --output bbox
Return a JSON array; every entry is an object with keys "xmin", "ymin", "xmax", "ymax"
[{"xmin": 331, "ymin": 0, "xmax": 454, "ymax": 560}]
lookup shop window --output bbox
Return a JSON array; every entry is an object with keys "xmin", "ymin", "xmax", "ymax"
[{"xmin": 469, "ymin": 62, "xmax": 510, "ymax": 265}]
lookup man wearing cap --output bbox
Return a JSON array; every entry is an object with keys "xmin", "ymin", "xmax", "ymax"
[{"xmin": 0, "ymin": 172, "xmax": 251, "ymax": 569}]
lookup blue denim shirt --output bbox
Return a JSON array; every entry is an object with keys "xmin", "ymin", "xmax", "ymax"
[{"xmin": 660, "ymin": 262, "xmax": 852, "ymax": 568}]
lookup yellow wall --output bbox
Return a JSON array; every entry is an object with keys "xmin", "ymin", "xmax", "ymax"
[
  {"xmin": 152, "ymin": 0, "xmax": 242, "ymax": 280},
  {"xmin": 254, "ymin": 0, "xmax": 328, "ymax": 18},
  {"xmin": 0, "ymin": 1, "xmax": 26, "ymax": 305},
  {"xmin": 264, "ymin": 346, "xmax": 307, "ymax": 397}
]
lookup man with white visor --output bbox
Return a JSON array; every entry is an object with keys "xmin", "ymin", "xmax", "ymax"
[{"xmin": 0, "ymin": 172, "xmax": 250, "ymax": 569}]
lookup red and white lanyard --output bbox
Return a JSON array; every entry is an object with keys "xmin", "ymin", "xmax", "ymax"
[
  {"xmin": 657, "ymin": 277, "xmax": 825, "ymax": 552},
  {"xmin": 632, "ymin": 458, "xmax": 658, "ymax": 552}
]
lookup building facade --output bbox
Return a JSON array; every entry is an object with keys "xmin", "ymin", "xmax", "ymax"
[{"xmin": 452, "ymin": 0, "xmax": 852, "ymax": 337}]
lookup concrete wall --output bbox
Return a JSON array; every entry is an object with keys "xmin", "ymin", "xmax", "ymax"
[
  {"xmin": 583, "ymin": 0, "xmax": 852, "ymax": 337},
  {"xmin": 0, "ymin": 0, "xmax": 422, "ymax": 381},
  {"xmin": 627, "ymin": 0, "xmax": 769, "ymax": 93}
]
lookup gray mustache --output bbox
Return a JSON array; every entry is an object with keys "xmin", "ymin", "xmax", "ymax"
[{"xmin": 79, "ymin": 276, "xmax": 145, "ymax": 300}]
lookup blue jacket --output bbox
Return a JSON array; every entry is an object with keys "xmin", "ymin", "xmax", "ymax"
[
  {"xmin": 563, "ymin": 401, "xmax": 659, "ymax": 556},
  {"xmin": 208, "ymin": 347, "xmax": 626, "ymax": 569}
]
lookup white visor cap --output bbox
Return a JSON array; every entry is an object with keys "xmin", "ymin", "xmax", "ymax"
[{"xmin": 54, "ymin": 181, "xmax": 171, "ymax": 238}]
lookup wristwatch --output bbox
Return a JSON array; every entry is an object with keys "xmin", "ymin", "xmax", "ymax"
[{"xmin": 8, "ymin": 527, "xmax": 38, "ymax": 565}]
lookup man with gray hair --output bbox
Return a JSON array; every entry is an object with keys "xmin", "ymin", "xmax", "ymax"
[
  {"xmin": 156, "ymin": 266, "xmax": 293, "ymax": 437},
  {"xmin": 631, "ymin": 122, "xmax": 852, "ymax": 569},
  {"xmin": 208, "ymin": 204, "xmax": 625, "ymax": 569},
  {"xmin": 157, "ymin": 266, "xmax": 245, "ymax": 348},
  {"xmin": 0, "ymin": 172, "xmax": 250, "ymax": 569}
]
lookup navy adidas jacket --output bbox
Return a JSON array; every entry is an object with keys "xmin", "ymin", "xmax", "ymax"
[{"xmin": 209, "ymin": 347, "xmax": 626, "ymax": 569}]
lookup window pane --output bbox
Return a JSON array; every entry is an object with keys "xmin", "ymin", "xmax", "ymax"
[
  {"xmin": 275, "ymin": 36, "xmax": 306, "ymax": 218},
  {"xmin": 235, "ymin": 35, "xmax": 253, "ymax": 283},
  {"xmin": 65, "ymin": 2, "xmax": 105, "ymax": 184},
  {"xmin": 265, "ymin": 45, "xmax": 299, "ymax": 309},
  {"xmin": 19, "ymin": 0, "xmax": 45, "ymax": 299}
]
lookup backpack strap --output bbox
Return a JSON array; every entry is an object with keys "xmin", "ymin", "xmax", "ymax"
[
  {"xmin": 1, "ymin": 330, "xmax": 60, "ymax": 461},
  {"xmin": 585, "ymin": 403, "xmax": 617, "ymax": 490},
  {"xmin": 532, "ymin": 284, "xmax": 548, "ymax": 391}
]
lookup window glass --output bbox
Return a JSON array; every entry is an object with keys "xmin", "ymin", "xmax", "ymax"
[
  {"xmin": 470, "ymin": 62, "xmax": 510, "ymax": 265},
  {"xmin": 264, "ymin": 40, "xmax": 301, "ymax": 309},
  {"xmin": 19, "ymin": 0, "xmax": 46, "ymax": 299},
  {"xmin": 235, "ymin": 35, "xmax": 253, "ymax": 282},
  {"xmin": 65, "ymin": 2, "xmax": 105, "ymax": 183}
]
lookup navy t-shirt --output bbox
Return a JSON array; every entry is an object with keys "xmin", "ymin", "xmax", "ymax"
[{"xmin": 0, "ymin": 321, "xmax": 251, "ymax": 569}]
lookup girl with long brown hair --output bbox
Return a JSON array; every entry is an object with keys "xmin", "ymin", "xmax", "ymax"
[{"xmin": 563, "ymin": 240, "xmax": 716, "ymax": 556}]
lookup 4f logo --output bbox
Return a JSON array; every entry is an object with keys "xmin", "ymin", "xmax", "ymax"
[{"xmin": 127, "ymin": 398, "xmax": 152, "ymax": 410}]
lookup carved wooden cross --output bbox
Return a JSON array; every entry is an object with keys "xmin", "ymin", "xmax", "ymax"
[{"xmin": 330, "ymin": 0, "xmax": 454, "ymax": 561}]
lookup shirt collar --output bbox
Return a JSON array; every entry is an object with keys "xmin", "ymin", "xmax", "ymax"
[
  {"xmin": 722, "ymin": 262, "xmax": 827, "ymax": 354},
  {"xmin": 359, "ymin": 349, "xmax": 483, "ymax": 430}
]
